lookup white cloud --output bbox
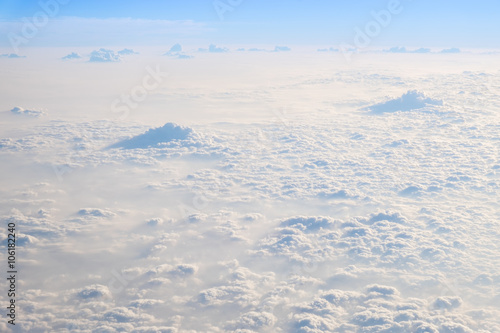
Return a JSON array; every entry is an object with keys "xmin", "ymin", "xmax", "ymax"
[
  {"xmin": 274, "ymin": 46, "xmax": 291, "ymax": 52},
  {"xmin": 1, "ymin": 54, "xmax": 499, "ymax": 332},
  {"xmin": 89, "ymin": 48, "xmax": 121, "ymax": 62},
  {"xmin": 0, "ymin": 53, "xmax": 25, "ymax": 58},
  {"xmin": 77, "ymin": 208, "xmax": 116, "ymax": 218},
  {"xmin": 366, "ymin": 90, "xmax": 443, "ymax": 113},
  {"xmin": 441, "ymin": 48, "xmax": 461, "ymax": 53},
  {"xmin": 384, "ymin": 46, "xmax": 432, "ymax": 53},
  {"xmin": 198, "ymin": 44, "xmax": 229, "ymax": 53},
  {"xmin": 108, "ymin": 123, "xmax": 194, "ymax": 149},
  {"xmin": 10, "ymin": 106, "xmax": 45, "ymax": 117},
  {"xmin": 62, "ymin": 52, "xmax": 82, "ymax": 60},
  {"xmin": 77, "ymin": 285, "xmax": 112, "ymax": 300},
  {"xmin": 118, "ymin": 48, "xmax": 139, "ymax": 55},
  {"xmin": 164, "ymin": 44, "xmax": 193, "ymax": 59},
  {"xmin": 87, "ymin": 48, "xmax": 138, "ymax": 62}
]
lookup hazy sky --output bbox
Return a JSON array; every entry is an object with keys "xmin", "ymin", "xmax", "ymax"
[{"xmin": 1, "ymin": 0, "xmax": 499, "ymax": 48}]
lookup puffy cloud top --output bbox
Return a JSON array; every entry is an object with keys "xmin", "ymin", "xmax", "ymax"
[
  {"xmin": 89, "ymin": 48, "xmax": 121, "ymax": 62},
  {"xmin": 10, "ymin": 106, "xmax": 45, "ymax": 117},
  {"xmin": 62, "ymin": 52, "xmax": 82, "ymax": 60},
  {"xmin": 108, "ymin": 123, "xmax": 193, "ymax": 149},
  {"xmin": 367, "ymin": 90, "xmax": 443, "ymax": 113},
  {"xmin": 274, "ymin": 46, "xmax": 291, "ymax": 52},
  {"xmin": 164, "ymin": 43, "xmax": 193, "ymax": 59},
  {"xmin": 1, "ymin": 53, "xmax": 25, "ymax": 58}
]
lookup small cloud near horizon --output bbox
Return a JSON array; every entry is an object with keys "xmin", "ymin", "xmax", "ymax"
[
  {"xmin": 441, "ymin": 47, "xmax": 461, "ymax": 53},
  {"xmin": 198, "ymin": 44, "xmax": 229, "ymax": 53},
  {"xmin": 366, "ymin": 90, "xmax": 443, "ymax": 114},
  {"xmin": 274, "ymin": 46, "xmax": 291, "ymax": 52},
  {"xmin": 62, "ymin": 52, "xmax": 82, "ymax": 60},
  {"xmin": 384, "ymin": 47, "xmax": 432, "ymax": 54},
  {"xmin": 88, "ymin": 48, "xmax": 138, "ymax": 62},
  {"xmin": 164, "ymin": 43, "xmax": 193, "ymax": 59},
  {"xmin": 10, "ymin": 106, "xmax": 46, "ymax": 117},
  {"xmin": 1, "ymin": 53, "xmax": 25, "ymax": 58}
]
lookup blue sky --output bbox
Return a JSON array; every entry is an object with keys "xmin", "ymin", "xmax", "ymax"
[{"xmin": 1, "ymin": 0, "xmax": 499, "ymax": 48}]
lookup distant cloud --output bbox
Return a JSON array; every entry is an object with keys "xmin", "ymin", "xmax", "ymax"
[
  {"xmin": 384, "ymin": 47, "xmax": 432, "ymax": 53},
  {"xmin": 208, "ymin": 44, "xmax": 229, "ymax": 53},
  {"xmin": 413, "ymin": 47, "xmax": 431, "ymax": 53},
  {"xmin": 0, "ymin": 53, "xmax": 25, "ymax": 58},
  {"xmin": 88, "ymin": 48, "xmax": 138, "ymax": 62},
  {"xmin": 62, "ymin": 52, "xmax": 82, "ymax": 60},
  {"xmin": 164, "ymin": 43, "xmax": 193, "ymax": 59},
  {"xmin": 385, "ymin": 46, "xmax": 407, "ymax": 53},
  {"xmin": 366, "ymin": 90, "xmax": 443, "ymax": 114},
  {"xmin": 274, "ymin": 46, "xmax": 291, "ymax": 52},
  {"xmin": 198, "ymin": 44, "xmax": 229, "ymax": 53},
  {"xmin": 117, "ymin": 48, "xmax": 138, "ymax": 55},
  {"xmin": 166, "ymin": 43, "xmax": 182, "ymax": 54},
  {"xmin": 317, "ymin": 47, "xmax": 339, "ymax": 52},
  {"xmin": 89, "ymin": 48, "xmax": 121, "ymax": 62},
  {"xmin": 441, "ymin": 47, "xmax": 461, "ymax": 53},
  {"xmin": 10, "ymin": 106, "xmax": 45, "ymax": 117},
  {"xmin": 234, "ymin": 47, "xmax": 292, "ymax": 53}
]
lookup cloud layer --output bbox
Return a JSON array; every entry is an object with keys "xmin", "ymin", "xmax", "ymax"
[{"xmin": 0, "ymin": 57, "xmax": 498, "ymax": 332}]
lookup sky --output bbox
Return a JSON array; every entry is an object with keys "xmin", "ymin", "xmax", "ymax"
[
  {"xmin": 1, "ymin": 0, "xmax": 499, "ymax": 48},
  {"xmin": 1, "ymin": 1, "xmax": 500, "ymax": 332}
]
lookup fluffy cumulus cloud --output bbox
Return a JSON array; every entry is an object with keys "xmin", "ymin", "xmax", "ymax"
[
  {"xmin": 317, "ymin": 47, "xmax": 339, "ymax": 52},
  {"xmin": 384, "ymin": 46, "xmax": 432, "ymax": 53},
  {"xmin": 88, "ymin": 48, "xmax": 138, "ymax": 62},
  {"xmin": 441, "ymin": 47, "xmax": 461, "ymax": 53},
  {"xmin": 366, "ymin": 90, "xmax": 443, "ymax": 113},
  {"xmin": 89, "ymin": 48, "xmax": 121, "ymax": 62},
  {"xmin": 117, "ymin": 48, "xmax": 139, "ymax": 55},
  {"xmin": 274, "ymin": 46, "xmax": 291, "ymax": 52},
  {"xmin": 0, "ymin": 53, "xmax": 25, "ymax": 58},
  {"xmin": 10, "ymin": 106, "xmax": 45, "ymax": 117},
  {"xmin": 163, "ymin": 43, "xmax": 193, "ymax": 59},
  {"xmin": 198, "ymin": 44, "xmax": 229, "ymax": 53},
  {"xmin": 76, "ymin": 284, "xmax": 112, "ymax": 300},
  {"xmin": 62, "ymin": 52, "xmax": 82, "ymax": 60},
  {"xmin": 108, "ymin": 123, "xmax": 194, "ymax": 149}
]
